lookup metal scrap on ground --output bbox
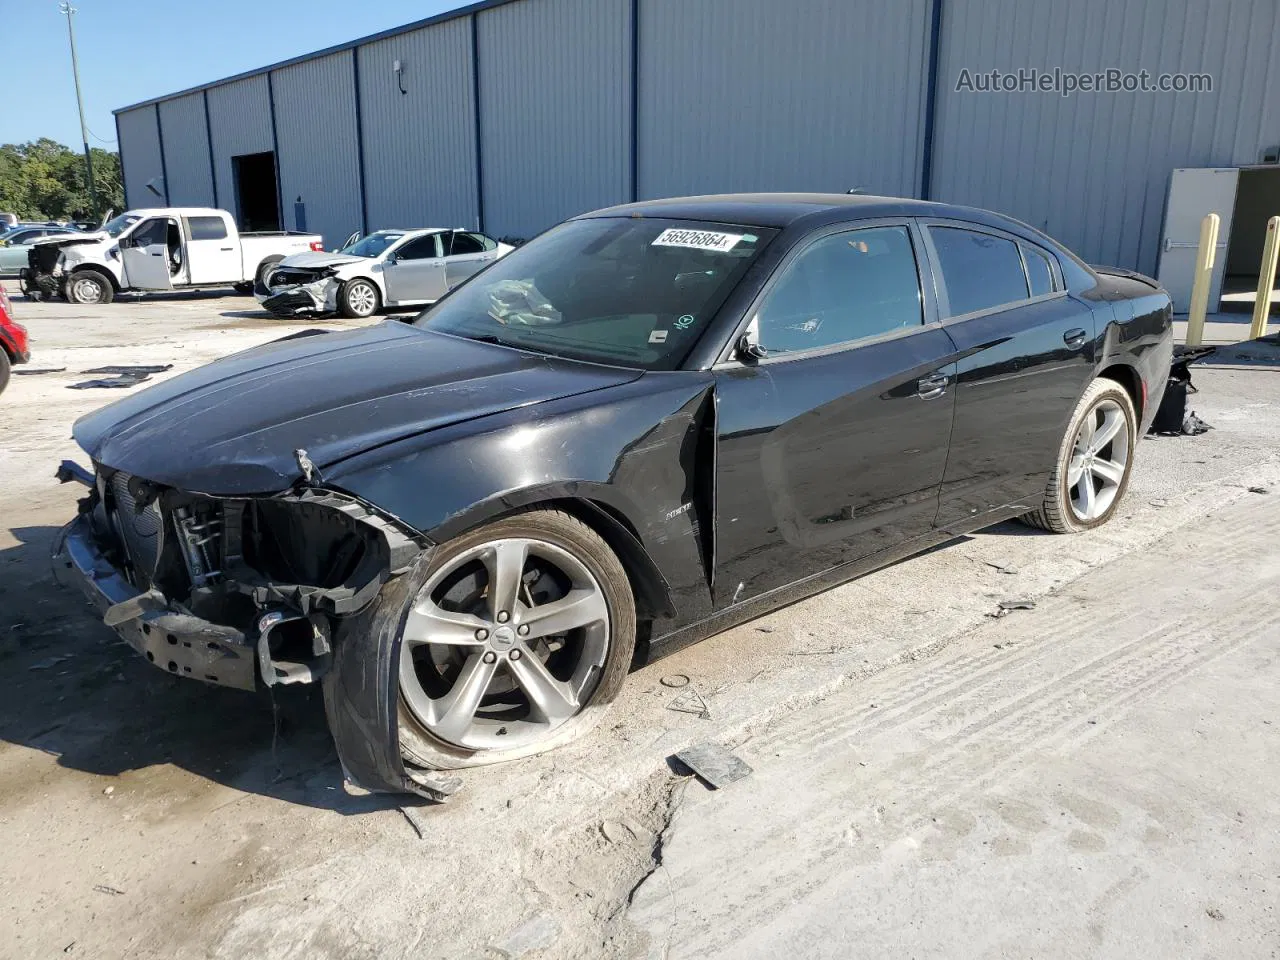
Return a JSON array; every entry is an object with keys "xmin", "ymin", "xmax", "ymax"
[
  {"xmin": 674, "ymin": 742, "xmax": 753, "ymax": 789},
  {"xmin": 667, "ymin": 686, "xmax": 711, "ymax": 719}
]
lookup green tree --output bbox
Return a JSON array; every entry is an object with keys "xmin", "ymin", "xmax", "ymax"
[{"xmin": 0, "ymin": 139, "xmax": 123, "ymax": 222}]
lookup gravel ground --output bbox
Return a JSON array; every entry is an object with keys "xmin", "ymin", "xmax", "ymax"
[{"xmin": 1, "ymin": 282, "xmax": 1277, "ymax": 959}]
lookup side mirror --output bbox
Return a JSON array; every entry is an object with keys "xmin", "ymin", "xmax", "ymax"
[
  {"xmin": 735, "ymin": 333, "xmax": 768, "ymax": 361},
  {"xmin": 384, "ymin": 252, "xmax": 397, "ymax": 265}
]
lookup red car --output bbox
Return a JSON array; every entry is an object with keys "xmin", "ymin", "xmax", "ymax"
[{"xmin": 0, "ymin": 284, "xmax": 30, "ymax": 393}]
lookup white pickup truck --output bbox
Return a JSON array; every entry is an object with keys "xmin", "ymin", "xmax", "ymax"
[{"xmin": 21, "ymin": 208, "xmax": 324, "ymax": 305}]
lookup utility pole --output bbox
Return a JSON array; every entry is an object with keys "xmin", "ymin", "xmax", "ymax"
[{"xmin": 59, "ymin": 2, "xmax": 97, "ymax": 219}]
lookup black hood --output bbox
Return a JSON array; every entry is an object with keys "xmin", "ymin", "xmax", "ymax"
[{"xmin": 74, "ymin": 323, "xmax": 643, "ymax": 495}]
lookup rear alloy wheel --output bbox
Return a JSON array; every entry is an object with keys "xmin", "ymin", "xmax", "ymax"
[
  {"xmin": 67, "ymin": 270, "xmax": 113, "ymax": 305},
  {"xmin": 338, "ymin": 278, "xmax": 380, "ymax": 319},
  {"xmin": 1022, "ymin": 377, "xmax": 1137, "ymax": 533},
  {"xmin": 396, "ymin": 510, "xmax": 635, "ymax": 769}
]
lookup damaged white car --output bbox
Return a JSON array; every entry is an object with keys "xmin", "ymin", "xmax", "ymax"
[{"xmin": 256, "ymin": 228, "xmax": 513, "ymax": 318}]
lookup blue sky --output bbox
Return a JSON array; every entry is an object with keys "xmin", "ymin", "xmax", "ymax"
[{"xmin": 1, "ymin": 0, "xmax": 464, "ymax": 150}]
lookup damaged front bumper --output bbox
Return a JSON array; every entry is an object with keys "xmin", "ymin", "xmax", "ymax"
[
  {"xmin": 59, "ymin": 513, "xmax": 259, "ymax": 690},
  {"xmin": 257, "ymin": 274, "xmax": 339, "ymax": 317},
  {"xmin": 54, "ymin": 461, "xmax": 457, "ymax": 799}
]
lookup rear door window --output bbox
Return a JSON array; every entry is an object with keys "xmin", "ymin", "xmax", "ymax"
[
  {"xmin": 928, "ymin": 226, "xmax": 1029, "ymax": 317},
  {"xmin": 186, "ymin": 216, "xmax": 228, "ymax": 241}
]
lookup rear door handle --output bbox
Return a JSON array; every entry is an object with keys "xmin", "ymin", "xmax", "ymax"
[
  {"xmin": 219, "ymin": 246, "xmax": 234, "ymax": 251},
  {"xmin": 1063, "ymin": 328, "xmax": 1088, "ymax": 348},
  {"xmin": 917, "ymin": 372, "xmax": 949, "ymax": 400}
]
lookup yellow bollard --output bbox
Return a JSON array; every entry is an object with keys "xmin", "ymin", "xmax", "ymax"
[
  {"xmin": 1250, "ymin": 215, "xmax": 1280, "ymax": 340},
  {"xmin": 1185, "ymin": 213, "xmax": 1219, "ymax": 348}
]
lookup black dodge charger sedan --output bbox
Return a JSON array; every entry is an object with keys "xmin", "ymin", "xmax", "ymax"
[{"xmin": 58, "ymin": 194, "xmax": 1172, "ymax": 798}]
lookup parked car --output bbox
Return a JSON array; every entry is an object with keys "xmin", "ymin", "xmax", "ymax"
[
  {"xmin": 0, "ymin": 225, "xmax": 82, "ymax": 276},
  {"xmin": 21, "ymin": 208, "xmax": 324, "ymax": 304},
  {"xmin": 56, "ymin": 193, "xmax": 1173, "ymax": 798},
  {"xmin": 0, "ymin": 283, "xmax": 30, "ymax": 394},
  {"xmin": 257, "ymin": 228, "xmax": 514, "ymax": 318},
  {"xmin": 0, "ymin": 212, "xmax": 18, "ymax": 231}
]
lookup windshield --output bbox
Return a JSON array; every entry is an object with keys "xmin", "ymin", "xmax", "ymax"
[
  {"xmin": 103, "ymin": 214, "xmax": 142, "ymax": 238},
  {"xmin": 415, "ymin": 218, "xmax": 776, "ymax": 370},
  {"xmin": 340, "ymin": 231, "xmax": 405, "ymax": 258}
]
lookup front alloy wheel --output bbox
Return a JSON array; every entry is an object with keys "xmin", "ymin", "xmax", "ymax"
[
  {"xmin": 396, "ymin": 510, "xmax": 635, "ymax": 768},
  {"xmin": 339, "ymin": 279, "xmax": 380, "ymax": 318}
]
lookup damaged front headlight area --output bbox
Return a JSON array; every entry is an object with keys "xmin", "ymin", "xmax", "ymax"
[
  {"xmin": 57, "ymin": 463, "xmax": 423, "ymax": 690},
  {"xmin": 259, "ymin": 266, "xmax": 341, "ymax": 317}
]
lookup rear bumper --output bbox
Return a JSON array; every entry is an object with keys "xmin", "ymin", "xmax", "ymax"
[{"xmin": 58, "ymin": 514, "xmax": 258, "ymax": 691}]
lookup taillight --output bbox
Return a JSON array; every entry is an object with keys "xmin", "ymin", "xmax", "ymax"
[{"xmin": 309, "ymin": 240, "xmax": 324, "ymax": 252}]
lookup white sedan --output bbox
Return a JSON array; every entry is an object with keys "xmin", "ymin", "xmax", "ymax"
[{"xmin": 257, "ymin": 228, "xmax": 514, "ymax": 318}]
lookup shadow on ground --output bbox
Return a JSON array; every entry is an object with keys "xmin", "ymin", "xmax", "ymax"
[{"xmin": 0, "ymin": 525, "xmax": 400, "ymax": 815}]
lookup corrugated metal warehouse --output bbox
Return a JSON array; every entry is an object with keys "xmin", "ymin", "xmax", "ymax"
[{"xmin": 115, "ymin": 0, "xmax": 1280, "ymax": 307}]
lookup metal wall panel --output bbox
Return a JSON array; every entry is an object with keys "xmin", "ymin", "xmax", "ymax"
[
  {"xmin": 638, "ymin": 0, "xmax": 932, "ymax": 201},
  {"xmin": 117, "ymin": 107, "xmax": 164, "ymax": 209},
  {"xmin": 272, "ymin": 51, "xmax": 363, "ymax": 248},
  {"xmin": 357, "ymin": 17, "xmax": 479, "ymax": 232},
  {"xmin": 931, "ymin": 0, "xmax": 1280, "ymax": 275},
  {"xmin": 205, "ymin": 75, "xmax": 275, "ymax": 223},
  {"xmin": 477, "ymin": 0, "xmax": 631, "ymax": 239},
  {"xmin": 157, "ymin": 93, "xmax": 214, "ymax": 207}
]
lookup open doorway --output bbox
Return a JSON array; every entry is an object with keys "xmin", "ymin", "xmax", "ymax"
[
  {"xmin": 1222, "ymin": 166, "xmax": 1280, "ymax": 316},
  {"xmin": 232, "ymin": 152, "xmax": 280, "ymax": 232}
]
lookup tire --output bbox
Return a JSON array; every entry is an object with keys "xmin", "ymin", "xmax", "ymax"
[
  {"xmin": 66, "ymin": 269, "xmax": 113, "ymax": 305},
  {"xmin": 378, "ymin": 508, "xmax": 637, "ymax": 770},
  {"xmin": 338, "ymin": 278, "xmax": 381, "ymax": 319},
  {"xmin": 1021, "ymin": 377, "xmax": 1138, "ymax": 534},
  {"xmin": 252, "ymin": 256, "xmax": 284, "ymax": 297},
  {"xmin": 0, "ymin": 350, "xmax": 10, "ymax": 396}
]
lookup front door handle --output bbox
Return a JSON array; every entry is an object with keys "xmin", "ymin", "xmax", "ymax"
[
  {"xmin": 917, "ymin": 372, "xmax": 949, "ymax": 400},
  {"xmin": 1063, "ymin": 328, "xmax": 1088, "ymax": 348}
]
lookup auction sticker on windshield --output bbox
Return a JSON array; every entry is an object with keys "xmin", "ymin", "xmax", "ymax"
[{"xmin": 652, "ymin": 228, "xmax": 743, "ymax": 252}]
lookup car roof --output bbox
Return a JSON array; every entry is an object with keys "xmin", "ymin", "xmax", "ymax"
[{"xmin": 578, "ymin": 192, "xmax": 1028, "ymax": 233}]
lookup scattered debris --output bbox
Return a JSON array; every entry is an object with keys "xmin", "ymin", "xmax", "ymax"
[
  {"xmin": 62, "ymin": 941, "xmax": 76, "ymax": 954},
  {"xmin": 989, "ymin": 599, "xmax": 1036, "ymax": 619},
  {"xmin": 68, "ymin": 372, "xmax": 153, "ymax": 389},
  {"xmin": 29, "ymin": 654, "xmax": 72, "ymax": 670},
  {"xmin": 789, "ymin": 645, "xmax": 839, "ymax": 656},
  {"xmin": 493, "ymin": 911, "xmax": 561, "ymax": 958},
  {"xmin": 755, "ymin": 625, "xmax": 776, "ymax": 633},
  {"xmin": 399, "ymin": 805, "xmax": 429, "ymax": 840},
  {"xmin": 80, "ymin": 364, "xmax": 173, "ymax": 375},
  {"xmin": 1182, "ymin": 411, "xmax": 1212, "ymax": 435},
  {"xmin": 1206, "ymin": 907, "xmax": 1225, "ymax": 921},
  {"xmin": 983, "ymin": 558, "xmax": 1019, "ymax": 575},
  {"xmin": 1247, "ymin": 485, "xmax": 1269, "ymax": 495},
  {"xmin": 674, "ymin": 742, "xmax": 753, "ymax": 789},
  {"xmin": 1149, "ymin": 498, "xmax": 1170, "ymax": 508},
  {"xmin": 13, "ymin": 367, "xmax": 66, "ymax": 376},
  {"xmin": 92, "ymin": 885, "xmax": 125, "ymax": 896},
  {"xmin": 102, "ymin": 786, "xmax": 114, "ymax": 796},
  {"xmin": 666, "ymin": 686, "xmax": 711, "ymax": 720},
  {"xmin": 659, "ymin": 674, "xmax": 690, "ymax": 689}
]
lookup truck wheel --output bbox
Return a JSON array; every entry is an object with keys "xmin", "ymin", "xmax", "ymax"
[
  {"xmin": 253, "ymin": 256, "xmax": 285, "ymax": 297},
  {"xmin": 67, "ymin": 269, "xmax": 114, "ymax": 305},
  {"xmin": 338, "ymin": 278, "xmax": 381, "ymax": 319}
]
